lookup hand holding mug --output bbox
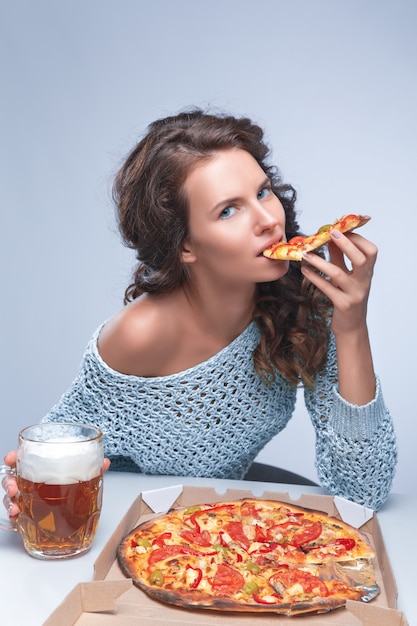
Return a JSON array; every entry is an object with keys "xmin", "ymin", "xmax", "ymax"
[
  {"xmin": 2, "ymin": 450, "xmax": 19, "ymax": 521},
  {"xmin": 1, "ymin": 422, "xmax": 104, "ymax": 559}
]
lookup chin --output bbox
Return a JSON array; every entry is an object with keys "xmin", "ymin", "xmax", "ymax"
[{"xmin": 260, "ymin": 261, "xmax": 289, "ymax": 282}]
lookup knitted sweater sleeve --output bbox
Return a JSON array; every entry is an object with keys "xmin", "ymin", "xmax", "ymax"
[{"xmin": 304, "ymin": 333, "xmax": 397, "ymax": 510}]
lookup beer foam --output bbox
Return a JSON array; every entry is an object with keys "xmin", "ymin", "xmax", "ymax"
[{"xmin": 18, "ymin": 440, "xmax": 102, "ymax": 484}]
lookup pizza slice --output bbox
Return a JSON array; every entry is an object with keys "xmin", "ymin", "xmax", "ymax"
[
  {"xmin": 263, "ymin": 213, "xmax": 371, "ymax": 261},
  {"xmin": 239, "ymin": 499, "xmax": 375, "ymax": 565}
]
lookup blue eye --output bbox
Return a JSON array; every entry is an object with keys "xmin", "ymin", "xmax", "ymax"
[
  {"xmin": 257, "ymin": 187, "xmax": 269, "ymax": 200},
  {"xmin": 220, "ymin": 206, "xmax": 236, "ymax": 219}
]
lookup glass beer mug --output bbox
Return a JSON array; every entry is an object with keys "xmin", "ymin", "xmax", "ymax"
[{"xmin": 0, "ymin": 422, "xmax": 103, "ymax": 559}]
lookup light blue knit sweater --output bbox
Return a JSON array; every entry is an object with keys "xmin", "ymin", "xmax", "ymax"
[{"xmin": 44, "ymin": 322, "xmax": 397, "ymax": 510}]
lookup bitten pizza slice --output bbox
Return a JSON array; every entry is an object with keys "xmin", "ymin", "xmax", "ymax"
[{"xmin": 263, "ymin": 213, "xmax": 371, "ymax": 261}]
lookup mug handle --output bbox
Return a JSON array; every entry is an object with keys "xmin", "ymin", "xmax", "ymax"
[{"xmin": 0, "ymin": 465, "xmax": 19, "ymax": 531}]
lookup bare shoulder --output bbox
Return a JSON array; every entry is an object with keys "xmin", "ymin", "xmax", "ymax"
[{"xmin": 97, "ymin": 295, "xmax": 178, "ymax": 376}]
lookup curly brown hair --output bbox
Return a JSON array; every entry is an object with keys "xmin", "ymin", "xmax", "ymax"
[{"xmin": 113, "ymin": 109, "xmax": 331, "ymax": 387}]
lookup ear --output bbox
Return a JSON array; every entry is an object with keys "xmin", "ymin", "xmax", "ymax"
[{"xmin": 181, "ymin": 238, "xmax": 197, "ymax": 264}]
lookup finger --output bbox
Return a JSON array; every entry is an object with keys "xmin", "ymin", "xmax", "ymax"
[
  {"xmin": 301, "ymin": 251, "xmax": 341, "ymax": 279},
  {"xmin": 2, "ymin": 474, "xmax": 19, "ymax": 497},
  {"xmin": 301, "ymin": 257, "xmax": 358, "ymax": 306},
  {"xmin": 103, "ymin": 458, "xmax": 111, "ymax": 473},
  {"xmin": 330, "ymin": 231, "xmax": 378, "ymax": 268},
  {"xmin": 327, "ymin": 241, "xmax": 348, "ymax": 271},
  {"xmin": 303, "ymin": 235, "xmax": 375, "ymax": 283},
  {"xmin": 3, "ymin": 492, "xmax": 19, "ymax": 519},
  {"xmin": 4, "ymin": 451, "xmax": 17, "ymax": 467}
]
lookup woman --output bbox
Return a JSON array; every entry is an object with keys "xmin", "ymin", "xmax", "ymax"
[{"xmin": 3, "ymin": 109, "xmax": 396, "ymax": 511}]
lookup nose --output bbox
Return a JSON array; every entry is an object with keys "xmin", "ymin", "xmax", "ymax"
[{"xmin": 253, "ymin": 201, "xmax": 282, "ymax": 236}]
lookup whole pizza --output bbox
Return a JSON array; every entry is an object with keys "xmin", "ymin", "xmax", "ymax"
[{"xmin": 117, "ymin": 498, "xmax": 379, "ymax": 616}]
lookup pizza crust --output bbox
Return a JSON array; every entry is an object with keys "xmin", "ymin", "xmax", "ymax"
[{"xmin": 263, "ymin": 214, "xmax": 371, "ymax": 261}]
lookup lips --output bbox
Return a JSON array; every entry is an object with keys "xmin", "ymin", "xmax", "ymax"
[{"xmin": 258, "ymin": 239, "xmax": 284, "ymax": 257}]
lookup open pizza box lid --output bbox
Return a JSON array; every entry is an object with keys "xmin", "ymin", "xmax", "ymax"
[{"xmin": 43, "ymin": 486, "xmax": 409, "ymax": 626}]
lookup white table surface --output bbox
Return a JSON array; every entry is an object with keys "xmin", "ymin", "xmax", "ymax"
[{"xmin": 0, "ymin": 472, "xmax": 414, "ymax": 626}]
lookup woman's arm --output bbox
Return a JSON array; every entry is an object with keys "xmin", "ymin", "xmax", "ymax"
[
  {"xmin": 304, "ymin": 333, "xmax": 397, "ymax": 510},
  {"xmin": 301, "ymin": 231, "xmax": 398, "ymax": 508}
]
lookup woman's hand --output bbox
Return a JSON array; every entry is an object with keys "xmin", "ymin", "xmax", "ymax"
[
  {"xmin": 301, "ymin": 230, "xmax": 377, "ymax": 331},
  {"xmin": 3, "ymin": 452, "xmax": 111, "ymax": 520},
  {"xmin": 2, "ymin": 451, "xmax": 19, "ymax": 521},
  {"xmin": 301, "ymin": 229, "xmax": 377, "ymax": 405}
]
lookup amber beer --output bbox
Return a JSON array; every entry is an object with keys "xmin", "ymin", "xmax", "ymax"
[
  {"xmin": 17, "ymin": 475, "xmax": 102, "ymax": 558},
  {"xmin": 15, "ymin": 423, "xmax": 103, "ymax": 559}
]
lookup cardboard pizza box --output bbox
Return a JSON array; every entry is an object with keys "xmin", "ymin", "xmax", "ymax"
[{"xmin": 44, "ymin": 486, "xmax": 409, "ymax": 626}]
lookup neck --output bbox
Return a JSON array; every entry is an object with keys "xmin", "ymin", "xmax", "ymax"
[{"xmin": 181, "ymin": 281, "xmax": 256, "ymax": 341}]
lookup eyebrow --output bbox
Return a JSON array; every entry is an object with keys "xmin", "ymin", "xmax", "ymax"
[{"xmin": 210, "ymin": 176, "xmax": 271, "ymax": 214}]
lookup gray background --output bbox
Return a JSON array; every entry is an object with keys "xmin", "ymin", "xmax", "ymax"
[{"xmin": 1, "ymin": 0, "xmax": 415, "ymax": 495}]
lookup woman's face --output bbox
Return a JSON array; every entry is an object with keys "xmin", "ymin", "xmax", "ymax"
[{"xmin": 182, "ymin": 148, "xmax": 289, "ymax": 287}]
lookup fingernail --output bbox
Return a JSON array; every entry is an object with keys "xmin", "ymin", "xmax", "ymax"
[{"xmin": 331, "ymin": 229, "xmax": 342, "ymax": 239}]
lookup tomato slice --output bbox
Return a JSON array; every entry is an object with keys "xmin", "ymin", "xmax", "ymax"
[
  {"xmin": 179, "ymin": 529, "xmax": 213, "ymax": 547},
  {"xmin": 302, "ymin": 537, "xmax": 356, "ymax": 556},
  {"xmin": 266, "ymin": 521, "xmax": 302, "ymax": 541},
  {"xmin": 271, "ymin": 568, "xmax": 329, "ymax": 597},
  {"xmin": 224, "ymin": 521, "xmax": 250, "ymax": 550},
  {"xmin": 290, "ymin": 521, "xmax": 322, "ymax": 546},
  {"xmin": 211, "ymin": 564, "xmax": 245, "ymax": 596},
  {"xmin": 288, "ymin": 236, "xmax": 306, "ymax": 245},
  {"xmin": 240, "ymin": 501, "xmax": 260, "ymax": 518},
  {"xmin": 339, "ymin": 214, "xmax": 356, "ymax": 230},
  {"xmin": 148, "ymin": 544, "xmax": 201, "ymax": 565}
]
